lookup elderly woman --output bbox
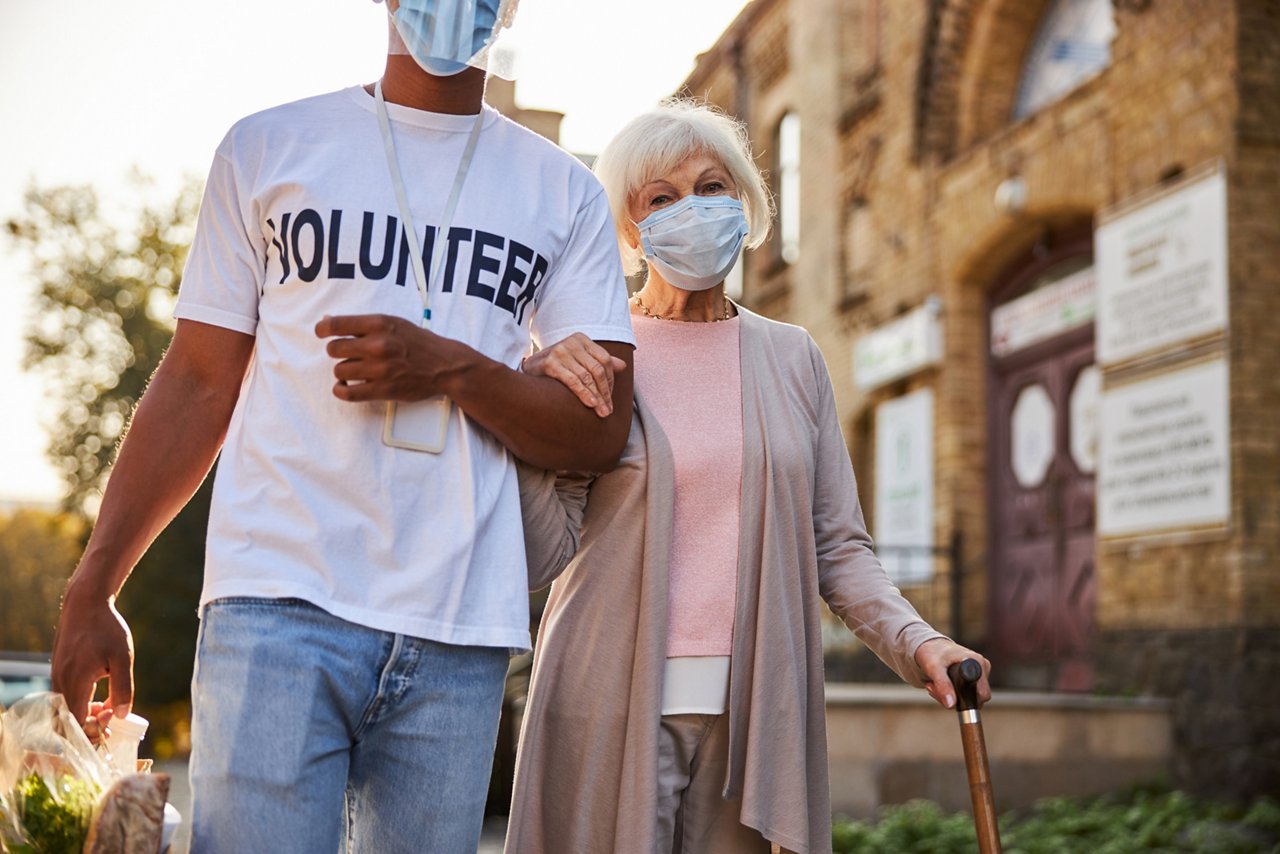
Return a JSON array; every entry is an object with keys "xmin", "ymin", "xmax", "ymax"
[{"xmin": 508, "ymin": 100, "xmax": 991, "ymax": 854}]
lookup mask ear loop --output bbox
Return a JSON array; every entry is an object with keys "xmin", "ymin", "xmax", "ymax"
[{"xmin": 468, "ymin": 0, "xmax": 518, "ymax": 75}]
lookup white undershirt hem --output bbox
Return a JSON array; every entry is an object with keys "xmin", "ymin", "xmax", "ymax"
[{"xmin": 660, "ymin": 655, "xmax": 730, "ymax": 716}]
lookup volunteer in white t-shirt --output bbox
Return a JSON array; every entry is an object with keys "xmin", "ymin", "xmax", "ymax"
[{"xmin": 50, "ymin": 1, "xmax": 635, "ymax": 850}]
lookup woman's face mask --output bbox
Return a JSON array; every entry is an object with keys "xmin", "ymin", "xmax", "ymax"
[
  {"xmin": 391, "ymin": 0, "xmax": 503, "ymax": 77},
  {"xmin": 635, "ymin": 195, "xmax": 749, "ymax": 292}
]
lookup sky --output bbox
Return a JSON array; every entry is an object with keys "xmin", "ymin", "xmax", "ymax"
[{"xmin": 0, "ymin": 0, "xmax": 750, "ymax": 505}]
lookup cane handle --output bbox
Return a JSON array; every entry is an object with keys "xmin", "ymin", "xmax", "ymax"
[{"xmin": 948, "ymin": 658, "xmax": 983, "ymax": 712}]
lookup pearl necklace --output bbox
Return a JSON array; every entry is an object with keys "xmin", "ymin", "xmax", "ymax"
[{"xmin": 631, "ymin": 293, "xmax": 733, "ymax": 322}]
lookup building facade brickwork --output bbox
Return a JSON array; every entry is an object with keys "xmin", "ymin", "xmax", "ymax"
[{"xmin": 680, "ymin": 0, "xmax": 1279, "ymax": 795}]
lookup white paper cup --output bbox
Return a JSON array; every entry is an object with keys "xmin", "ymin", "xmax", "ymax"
[{"xmin": 104, "ymin": 713, "xmax": 150, "ymax": 775}]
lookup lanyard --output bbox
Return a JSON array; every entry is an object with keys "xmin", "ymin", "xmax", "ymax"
[{"xmin": 374, "ymin": 80, "xmax": 485, "ymax": 328}]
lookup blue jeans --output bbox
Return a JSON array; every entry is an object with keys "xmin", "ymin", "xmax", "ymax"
[{"xmin": 188, "ymin": 597, "xmax": 508, "ymax": 854}]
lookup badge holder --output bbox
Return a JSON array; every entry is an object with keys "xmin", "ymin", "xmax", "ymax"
[
  {"xmin": 373, "ymin": 81, "xmax": 484, "ymax": 453},
  {"xmin": 383, "ymin": 395, "xmax": 450, "ymax": 454}
]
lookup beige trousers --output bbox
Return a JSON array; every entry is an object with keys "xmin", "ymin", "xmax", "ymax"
[{"xmin": 655, "ymin": 713, "xmax": 776, "ymax": 854}]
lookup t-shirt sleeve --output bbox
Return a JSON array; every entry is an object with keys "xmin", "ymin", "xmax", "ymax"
[
  {"xmin": 174, "ymin": 142, "xmax": 264, "ymax": 336},
  {"xmin": 527, "ymin": 187, "xmax": 636, "ymax": 350}
]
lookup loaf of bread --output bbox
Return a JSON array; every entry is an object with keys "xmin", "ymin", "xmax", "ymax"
[{"xmin": 83, "ymin": 772, "xmax": 170, "ymax": 854}]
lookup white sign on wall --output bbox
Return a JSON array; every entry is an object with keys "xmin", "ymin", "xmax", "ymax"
[
  {"xmin": 1098, "ymin": 358, "xmax": 1231, "ymax": 537},
  {"xmin": 991, "ymin": 266, "xmax": 1096, "ymax": 357},
  {"xmin": 854, "ymin": 304, "xmax": 943, "ymax": 391},
  {"xmin": 1096, "ymin": 165, "xmax": 1229, "ymax": 366},
  {"xmin": 874, "ymin": 388, "xmax": 934, "ymax": 584}
]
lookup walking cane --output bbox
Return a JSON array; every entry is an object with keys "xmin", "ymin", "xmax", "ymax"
[{"xmin": 948, "ymin": 658, "xmax": 1002, "ymax": 854}]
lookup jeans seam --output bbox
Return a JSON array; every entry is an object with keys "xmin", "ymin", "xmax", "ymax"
[
  {"xmin": 353, "ymin": 633, "xmax": 404, "ymax": 740},
  {"xmin": 345, "ymin": 783, "xmax": 357, "ymax": 851},
  {"xmin": 205, "ymin": 596, "xmax": 314, "ymax": 609}
]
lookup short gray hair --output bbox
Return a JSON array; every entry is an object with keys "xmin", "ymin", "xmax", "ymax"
[{"xmin": 594, "ymin": 99, "xmax": 774, "ymax": 275}]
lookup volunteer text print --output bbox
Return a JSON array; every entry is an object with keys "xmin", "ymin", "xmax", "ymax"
[{"xmin": 265, "ymin": 209, "xmax": 550, "ymax": 325}]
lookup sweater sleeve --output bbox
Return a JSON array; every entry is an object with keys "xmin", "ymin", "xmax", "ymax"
[
  {"xmin": 517, "ymin": 462, "xmax": 593, "ymax": 591},
  {"xmin": 807, "ymin": 339, "xmax": 945, "ymax": 688}
]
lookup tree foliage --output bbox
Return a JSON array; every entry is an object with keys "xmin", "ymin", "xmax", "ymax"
[
  {"xmin": 0, "ymin": 510, "xmax": 85, "ymax": 652},
  {"xmin": 6, "ymin": 177, "xmax": 210, "ymax": 708},
  {"xmin": 6, "ymin": 177, "xmax": 200, "ymax": 516}
]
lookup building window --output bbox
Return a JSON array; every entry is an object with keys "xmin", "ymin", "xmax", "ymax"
[
  {"xmin": 1013, "ymin": 0, "xmax": 1116, "ymax": 119},
  {"xmin": 777, "ymin": 112, "xmax": 801, "ymax": 265},
  {"xmin": 843, "ymin": 198, "xmax": 874, "ymax": 302},
  {"xmin": 724, "ymin": 249, "xmax": 744, "ymax": 301},
  {"xmin": 841, "ymin": 0, "xmax": 882, "ymax": 78}
]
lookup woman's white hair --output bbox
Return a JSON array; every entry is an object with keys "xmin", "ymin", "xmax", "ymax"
[{"xmin": 594, "ymin": 98, "xmax": 774, "ymax": 275}]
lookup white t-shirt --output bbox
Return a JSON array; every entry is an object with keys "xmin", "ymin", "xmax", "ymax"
[{"xmin": 176, "ymin": 86, "xmax": 635, "ymax": 650}]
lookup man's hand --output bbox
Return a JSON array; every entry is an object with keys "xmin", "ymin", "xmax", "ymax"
[
  {"xmin": 51, "ymin": 582, "xmax": 135, "ymax": 724},
  {"xmin": 522, "ymin": 332, "xmax": 627, "ymax": 418},
  {"xmin": 914, "ymin": 638, "xmax": 992, "ymax": 709},
  {"xmin": 318, "ymin": 312, "xmax": 633, "ymax": 471},
  {"xmin": 315, "ymin": 314, "xmax": 468, "ymax": 402}
]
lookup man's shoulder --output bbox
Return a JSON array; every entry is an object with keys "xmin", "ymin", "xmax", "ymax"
[
  {"xmin": 484, "ymin": 110, "xmax": 600, "ymax": 190},
  {"xmin": 219, "ymin": 88, "xmax": 355, "ymax": 151}
]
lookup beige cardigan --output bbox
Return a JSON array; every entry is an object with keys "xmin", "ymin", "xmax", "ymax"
[{"xmin": 509, "ymin": 307, "xmax": 944, "ymax": 854}]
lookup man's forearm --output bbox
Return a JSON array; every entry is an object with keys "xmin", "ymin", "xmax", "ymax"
[
  {"xmin": 68, "ymin": 323, "xmax": 252, "ymax": 599},
  {"xmin": 443, "ymin": 341, "xmax": 634, "ymax": 472}
]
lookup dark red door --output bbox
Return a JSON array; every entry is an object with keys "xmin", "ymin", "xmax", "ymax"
[{"xmin": 989, "ymin": 336, "xmax": 1097, "ymax": 691}]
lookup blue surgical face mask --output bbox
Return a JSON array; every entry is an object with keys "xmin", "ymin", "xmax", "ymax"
[
  {"xmin": 392, "ymin": 0, "xmax": 501, "ymax": 77},
  {"xmin": 636, "ymin": 195, "xmax": 749, "ymax": 292}
]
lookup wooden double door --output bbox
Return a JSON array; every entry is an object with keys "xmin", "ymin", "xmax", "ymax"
[{"xmin": 988, "ymin": 309, "xmax": 1098, "ymax": 691}]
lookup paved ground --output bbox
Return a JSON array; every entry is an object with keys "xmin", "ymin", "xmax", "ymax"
[
  {"xmin": 477, "ymin": 817, "xmax": 507, "ymax": 853},
  {"xmin": 154, "ymin": 759, "xmax": 192, "ymax": 854},
  {"xmin": 154, "ymin": 759, "xmax": 508, "ymax": 853}
]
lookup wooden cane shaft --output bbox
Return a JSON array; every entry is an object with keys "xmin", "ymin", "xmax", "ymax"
[{"xmin": 959, "ymin": 720, "xmax": 1002, "ymax": 854}]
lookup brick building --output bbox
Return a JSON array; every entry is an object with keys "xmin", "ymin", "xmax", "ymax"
[{"xmin": 679, "ymin": 0, "xmax": 1278, "ymax": 795}]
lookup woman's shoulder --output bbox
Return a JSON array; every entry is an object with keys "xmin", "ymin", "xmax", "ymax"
[{"xmin": 737, "ymin": 305, "xmax": 825, "ymax": 369}]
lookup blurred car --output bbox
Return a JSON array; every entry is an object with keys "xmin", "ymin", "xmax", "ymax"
[{"xmin": 0, "ymin": 652, "xmax": 52, "ymax": 709}]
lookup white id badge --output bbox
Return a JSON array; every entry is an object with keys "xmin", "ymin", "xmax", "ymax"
[{"xmin": 382, "ymin": 397, "xmax": 451, "ymax": 453}]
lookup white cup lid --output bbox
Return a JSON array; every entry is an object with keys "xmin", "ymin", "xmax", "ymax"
[{"xmin": 109, "ymin": 713, "xmax": 150, "ymax": 740}]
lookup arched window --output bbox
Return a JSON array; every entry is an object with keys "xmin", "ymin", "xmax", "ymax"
[
  {"xmin": 724, "ymin": 249, "xmax": 744, "ymax": 300},
  {"xmin": 776, "ymin": 112, "xmax": 801, "ymax": 264},
  {"xmin": 1014, "ymin": 0, "xmax": 1116, "ymax": 119}
]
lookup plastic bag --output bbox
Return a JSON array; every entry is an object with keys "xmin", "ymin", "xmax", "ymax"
[
  {"xmin": 0, "ymin": 692, "xmax": 171, "ymax": 854},
  {"xmin": 0, "ymin": 692, "xmax": 110, "ymax": 853}
]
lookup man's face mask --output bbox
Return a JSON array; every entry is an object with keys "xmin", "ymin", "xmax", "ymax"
[{"xmin": 391, "ymin": 0, "xmax": 508, "ymax": 77}]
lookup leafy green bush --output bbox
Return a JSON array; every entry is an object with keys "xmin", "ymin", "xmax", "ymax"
[{"xmin": 832, "ymin": 783, "xmax": 1280, "ymax": 853}]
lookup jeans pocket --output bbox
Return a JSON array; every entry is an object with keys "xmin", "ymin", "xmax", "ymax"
[{"xmin": 204, "ymin": 596, "xmax": 316, "ymax": 612}]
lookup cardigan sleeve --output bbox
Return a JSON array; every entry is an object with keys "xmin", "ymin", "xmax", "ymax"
[
  {"xmin": 517, "ymin": 462, "xmax": 593, "ymax": 591},
  {"xmin": 806, "ymin": 340, "xmax": 945, "ymax": 688}
]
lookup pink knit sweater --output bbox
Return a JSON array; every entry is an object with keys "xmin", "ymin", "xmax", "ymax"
[{"xmin": 632, "ymin": 313, "xmax": 743, "ymax": 658}]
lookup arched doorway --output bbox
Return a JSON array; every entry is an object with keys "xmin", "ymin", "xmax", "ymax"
[{"xmin": 987, "ymin": 226, "xmax": 1098, "ymax": 692}]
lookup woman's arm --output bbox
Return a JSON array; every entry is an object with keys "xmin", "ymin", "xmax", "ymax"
[
  {"xmin": 806, "ymin": 340, "xmax": 985, "ymax": 699},
  {"xmin": 518, "ymin": 463, "xmax": 594, "ymax": 591},
  {"xmin": 515, "ymin": 333, "xmax": 622, "ymax": 589}
]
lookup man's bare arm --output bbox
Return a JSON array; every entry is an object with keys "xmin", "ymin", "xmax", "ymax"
[
  {"xmin": 53, "ymin": 319, "xmax": 255, "ymax": 722},
  {"xmin": 316, "ymin": 314, "xmax": 633, "ymax": 472}
]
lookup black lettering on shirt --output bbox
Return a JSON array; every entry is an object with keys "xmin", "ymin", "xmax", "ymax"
[
  {"xmin": 266, "ymin": 217, "xmax": 287, "ymax": 282},
  {"xmin": 291, "ymin": 209, "xmax": 324, "ymax": 283},
  {"xmin": 276, "ymin": 212, "xmax": 292, "ymax": 284},
  {"xmin": 265, "ymin": 208, "xmax": 555, "ymax": 329},
  {"xmin": 442, "ymin": 228, "xmax": 473, "ymax": 293},
  {"xmin": 359, "ymin": 213, "xmax": 398, "ymax": 281},
  {"xmin": 393, "ymin": 224, "xmax": 437, "ymax": 288},
  {"xmin": 328, "ymin": 210, "xmax": 356, "ymax": 280},
  {"xmin": 515, "ymin": 255, "xmax": 549, "ymax": 325},
  {"xmin": 467, "ymin": 230, "xmax": 505, "ymax": 303},
  {"xmin": 495, "ymin": 239, "xmax": 534, "ymax": 317}
]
